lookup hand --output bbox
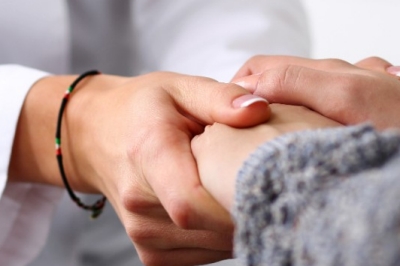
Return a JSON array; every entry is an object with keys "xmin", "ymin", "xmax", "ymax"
[
  {"xmin": 9, "ymin": 71, "xmax": 269, "ymax": 265},
  {"xmin": 232, "ymin": 55, "xmax": 400, "ymax": 129},
  {"xmin": 192, "ymin": 104, "xmax": 341, "ymax": 211}
]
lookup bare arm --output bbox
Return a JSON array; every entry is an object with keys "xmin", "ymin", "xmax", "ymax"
[{"xmin": 8, "ymin": 72, "xmax": 270, "ymax": 265}]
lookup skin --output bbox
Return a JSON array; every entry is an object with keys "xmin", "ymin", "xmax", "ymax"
[
  {"xmin": 232, "ymin": 56, "xmax": 400, "ymax": 129},
  {"xmin": 7, "ymin": 56, "xmax": 396, "ymax": 265},
  {"xmin": 192, "ymin": 55, "xmax": 400, "ymax": 215},
  {"xmin": 192, "ymin": 104, "xmax": 342, "ymax": 210},
  {"xmin": 7, "ymin": 72, "xmax": 270, "ymax": 266}
]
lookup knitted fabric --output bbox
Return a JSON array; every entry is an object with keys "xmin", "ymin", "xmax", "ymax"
[{"xmin": 233, "ymin": 125, "xmax": 400, "ymax": 266}]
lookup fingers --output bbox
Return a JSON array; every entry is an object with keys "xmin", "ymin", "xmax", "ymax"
[
  {"xmin": 123, "ymin": 180, "xmax": 234, "ymax": 266},
  {"xmin": 147, "ymin": 123, "xmax": 234, "ymax": 232},
  {"xmin": 153, "ymin": 74, "xmax": 271, "ymax": 229},
  {"xmin": 235, "ymin": 55, "xmax": 397, "ymax": 80},
  {"xmin": 233, "ymin": 65, "xmax": 370, "ymax": 125},
  {"xmin": 125, "ymin": 209, "xmax": 232, "ymax": 251},
  {"xmin": 114, "ymin": 191, "xmax": 233, "ymax": 266},
  {"xmin": 164, "ymin": 73, "xmax": 271, "ymax": 128},
  {"xmin": 125, "ymin": 91, "xmax": 235, "ymax": 233},
  {"xmin": 232, "ymin": 55, "xmax": 353, "ymax": 80},
  {"xmin": 233, "ymin": 55, "xmax": 305, "ymax": 79}
]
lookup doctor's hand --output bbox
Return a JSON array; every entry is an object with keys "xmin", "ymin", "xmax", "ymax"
[
  {"xmin": 9, "ymin": 71, "xmax": 270, "ymax": 266},
  {"xmin": 233, "ymin": 55, "xmax": 400, "ymax": 129}
]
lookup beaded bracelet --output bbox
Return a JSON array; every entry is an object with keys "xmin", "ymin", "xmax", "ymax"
[{"xmin": 55, "ymin": 70, "xmax": 106, "ymax": 219}]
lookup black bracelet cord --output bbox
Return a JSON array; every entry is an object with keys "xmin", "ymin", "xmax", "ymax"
[{"xmin": 55, "ymin": 70, "xmax": 106, "ymax": 219}]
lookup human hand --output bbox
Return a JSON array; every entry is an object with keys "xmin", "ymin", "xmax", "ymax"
[
  {"xmin": 54, "ymin": 72, "xmax": 269, "ymax": 265},
  {"xmin": 232, "ymin": 55, "xmax": 400, "ymax": 129},
  {"xmin": 9, "ymin": 71, "xmax": 269, "ymax": 265},
  {"xmin": 191, "ymin": 104, "xmax": 341, "ymax": 211}
]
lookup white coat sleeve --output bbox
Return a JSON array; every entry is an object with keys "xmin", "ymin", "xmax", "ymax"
[
  {"xmin": 132, "ymin": 0, "xmax": 310, "ymax": 81},
  {"xmin": 0, "ymin": 65, "xmax": 63, "ymax": 266}
]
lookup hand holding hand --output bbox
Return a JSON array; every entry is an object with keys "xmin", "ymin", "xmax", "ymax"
[{"xmin": 10, "ymin": 71, "xmax": 270, "ymax": 265}]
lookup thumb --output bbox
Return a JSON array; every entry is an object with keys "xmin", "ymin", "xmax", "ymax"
[{"xmin": 166, "ymin": 75, "xmax": 270, "ymax": 128}]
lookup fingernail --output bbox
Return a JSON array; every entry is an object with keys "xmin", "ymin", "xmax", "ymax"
[
  {"xmin": 232, "ymin": 73, "xmax": 261, "ymax": 90},
  {"xmin": 233, "ymin": 80, "xmax": 248, "ymax": 88},
  {"xmin": 232, "ymin": 94, "xmax": 268, "ymax": 108},
  {"xmin": 386, "ymin": 66, "xmax": 400, "ymax": 77}
]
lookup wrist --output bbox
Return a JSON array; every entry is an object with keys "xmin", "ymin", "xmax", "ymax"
[
  {"xmin": 61, "ymin": 74, "xmax": 130, "ymax": 195},
  {"xmin": 9, "ymin": 75, "xmax": 77, "ymax": 188},
  {"xmin": 8, "ymin": 74, "xmax": 124, "ymax": 197},
  {"xmin": 9, "ymin": 74, "xmax": 124, "ymax": 195}
]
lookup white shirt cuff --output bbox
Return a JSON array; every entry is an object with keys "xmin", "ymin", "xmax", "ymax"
[
  {"xmin": 0, "ymin": 64, "xmax": 49, "ymax": 196},
  {"xmin": 0, "ymin": 65, "xmax": 64, "ymax": 265}
]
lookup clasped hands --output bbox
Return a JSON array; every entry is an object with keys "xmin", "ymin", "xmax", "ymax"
[
  {"xmin": 84, "ymin": 56, "xmax": 400, "ymax": 265},
  {"xmin": 10, "ymin": 56, "xmax": 400, "ymax": 266},
  {"xmin": 194, "ymin": 55, "xmax": 400, "ymax": 214}
]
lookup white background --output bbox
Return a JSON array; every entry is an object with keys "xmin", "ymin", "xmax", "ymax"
[
  {"xmin": 303, "ymin": 0, "xmax": 400, "ymax": 63},
  {"xmin": 211, "ymin": 1, "xmax": 399, "ymax": 265}
]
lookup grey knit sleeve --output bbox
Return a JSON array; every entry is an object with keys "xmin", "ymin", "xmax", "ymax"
[{"xmin": 233, "ymin": 125, "xmax": 400, "ymax": 266}]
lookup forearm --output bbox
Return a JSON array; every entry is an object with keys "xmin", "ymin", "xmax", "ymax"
[
  {"xmin": 8, "ymin": 75, "xmax": 76, "ymax": 187},
  {"xmin": 0, "ymin": 68, "xmax": 70, "ymax": 264}
]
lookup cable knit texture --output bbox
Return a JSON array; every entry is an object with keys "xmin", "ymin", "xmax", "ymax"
[{"xmin": 233, "ymin": 125, "xmax": 400, "ymax": 266}]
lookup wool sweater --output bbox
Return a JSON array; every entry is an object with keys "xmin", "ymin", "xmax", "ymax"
[{"xmin": 234, "ymin": 125, "xmax": 400, "ymax": 266}]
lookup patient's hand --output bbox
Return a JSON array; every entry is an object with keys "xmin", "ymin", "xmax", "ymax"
[
  {"xmin": 233, "ymin": 55, "xmax": 400, "ymax": 129},
  {"xmin": 191, "ymin": 104, "xmax": 342, "ymax": 211}
]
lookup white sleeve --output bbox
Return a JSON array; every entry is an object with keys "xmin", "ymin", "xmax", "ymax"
[
  {"xmin": 0, "ymin": 65, "xmax": 63, "ymax": 266},
  {"xmin": 133, "ymin": 0, "xmax": 310, "ymax": 81}
]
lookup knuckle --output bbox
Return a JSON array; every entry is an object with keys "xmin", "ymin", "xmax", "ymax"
[
  {"xmin": 126, "ymin": 223, "xmax": 151, "ymax": 244},
  {"xmin": 167, "ymin": 197, "xmax": 192, "ymax": 229},
  {"xmin": 121, "ymin": 187, "xmax": 150, "ymax": 213},
  {"xmin": 318, "ymin": 58, "xmax": 351, "ymax": 69},
  {"xmin": 124, "ymin": 215, "xmax": 160, "ymax": 247}
]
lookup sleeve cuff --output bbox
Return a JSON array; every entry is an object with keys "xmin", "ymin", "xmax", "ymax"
[
  {"xmin": 0, "ymin": 182, "xmax": 63, "ymax": 265},
  {"xmin": 0, "ymin": 65, "xmax": 50, "ymax": 196},
  {"xmin": 233, "ymin": 125, "xmax": 400, "ymax": 265}
]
